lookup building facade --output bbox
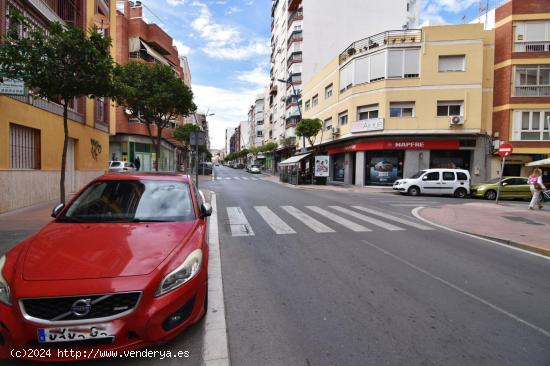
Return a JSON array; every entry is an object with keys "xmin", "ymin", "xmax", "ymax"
[
  {"xmin": 0, "ymin": 0, "xmax": 117, "ymax": 213},
  {"xmin": 110, "ymin": 0, "xmax": 187, "ymax": 172},
  {"xmin": 301, "ymin": 24, "xmax": 494, "ymax": 186},
  {"xmin": 492, "ymin": 0, "xmax": 550, "ymax": 178},
  {"xmin": 254, "ymin": 95, "xmax": 265, "ymax": 147}
]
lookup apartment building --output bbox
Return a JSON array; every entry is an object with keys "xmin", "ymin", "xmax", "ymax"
[
  {"xmin": 492, "ymin": 0, "xmax": 550, "ymax": 178},
  {"xmin": 0, "ymin": 0, "xmax": 116, "ymax": 213},
  {"xmin": 110, "ymin": 0, "xmax": 187, "ymax": 172},
  {"xmin": 300, "ymin": 24, "xmax": 494, "ymax": 186}
]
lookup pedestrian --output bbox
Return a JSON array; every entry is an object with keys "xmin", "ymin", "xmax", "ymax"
[
  {"xmin": 134, "ymin": 156, "xmax": 141, "ymax": 172},
  {"xmin": 528, "ymin": 168, "xmax": 544, "ymax": 210}
]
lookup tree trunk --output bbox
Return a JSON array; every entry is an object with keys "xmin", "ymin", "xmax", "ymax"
[
  {"xmin": 145, "ymin": 122, "xmax": 158, "ymax": 171},
  {"xmin": 59, "ymin": 103, "xmax": 69, "ymax": 203},
  {"xmin": 155, "ymin": 126, "xmax": 163, "ymax": 172}
]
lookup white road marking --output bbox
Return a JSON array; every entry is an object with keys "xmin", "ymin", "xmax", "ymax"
[
  {"xmin": 226, "ymin": 207, "xmax": 255, "ymax": 236},
  {"xmin": 233, "ymin": 177, "xmax": 240, "ymax": 180},
  {"xmin": 330, "ymin": 206, "xmax": 404, "ymax": 231},
  {"xmin": 224, "ymin": 177, "xmax": 231, "ymax": 180},
  {"xmin": 306, "ymin": 206, "xmax": 371, "ymax": 232},
  {"xmin": 216, "ymin": 177, "xmax": 223, "ymax": 180},
  {"xmin": 203, "ymin": 193, "xmax": 230, "ymax": 366},
  {"xmin": 241, "ymin": 177, "xmax": 249, "ymax": 180},
  {"xmin": 281, "ymin": 206, "xmax": 335, "ymax": 233},
  {"xmin": 254, "ymin": 206, "xmax": 296, "ymax": 234},
  {"xmin": 362, "ymin": 239, "xmax": 550, "ymax": 339},
  {"xmin": 353, "ymin": 206, "xmax": 434, "ymax": 231}
]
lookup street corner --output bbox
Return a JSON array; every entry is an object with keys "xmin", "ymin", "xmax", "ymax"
[{"xmin": 417, "ymin": 202, "xmax": 550, "ymax": 257}]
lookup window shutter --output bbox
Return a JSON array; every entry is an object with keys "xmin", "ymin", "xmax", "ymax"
[
  {"xmin": 370, "ymin": 52, "xmax": 385, "ymax": 81},
  {"xmin": 339, "ymin": 62, "xmax": 353, "ymax": 90},
  {"xmin": 438, "ymin": 55, "xmax": 465, "ymax": 72},
  {"xmin": 404, "ymin": 49, "xmax": 420, "ymax": 75},
  {"xmin": 354, "ymin": 56, "xmax": 370, "ymax": 85},
  {"xmin": 387, "ymin": 50, "xmax": 403, "ymax": 78},
  {"xmin": 524, "ymin": 22, "xmax": 546, "ymax": 41},
  {"xmin": 512, "ymin": 111, "xmax": 522, "ymax": 140}
]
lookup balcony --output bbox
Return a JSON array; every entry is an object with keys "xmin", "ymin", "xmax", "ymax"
[
  {"xmin": 285, "ymin": 73, "xmax": 302, "ymax": 89},
  {"xmin": 29, "ymin": 0, "xmax": 80, "ymax": 24},
  {"xmin": 288, "ymin": 0, "xmax": 301, "ymax": 12},
  {"xmin": 287, "ymin": 30, "xmax": 303, "ymax": 48},
  {"xmin": 514, "ymin": 85, "xmax": 550, "ymax": 97},
  {"xmin": 339, "ymin": 29, "xmax": 421, "ymax": 65},
  {"xmin": 287, "ymin": 51, "xmax": 302, "ymax": 68},
  {"xmin": 514, "ymin": 41, "xmax": 550, "ymax": 53},
  {"xmin": 287, "ymin": 9, "xmax": 303, "ymax": 28}
]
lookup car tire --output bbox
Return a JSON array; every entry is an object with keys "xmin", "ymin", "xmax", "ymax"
[
  {"xmin": 484, "ymin": 190, "xmax": 497, "ymax": 200},
  {"xmin": 408, "ymin": 186, "xmax": 421, "ymax": 196},
  {"xmin": 454, "ymin": 188, "xmax": 467, "ymax": 198}
]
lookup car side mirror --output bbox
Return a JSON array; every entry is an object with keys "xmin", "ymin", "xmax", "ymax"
[
  {"xmin": 200, "ymin": 203, "xmax": 212, "ymax": 218},
  {"xmin": 51, "ymin": 203, "xmax": 65, "ymax": 218}
]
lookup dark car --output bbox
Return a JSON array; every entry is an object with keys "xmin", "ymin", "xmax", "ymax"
[{"xmin": 198, "ymin": 163, "xmax": 212, "ymax": 175}]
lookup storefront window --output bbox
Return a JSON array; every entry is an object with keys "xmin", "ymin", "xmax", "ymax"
[
  {"xmin": 430, "ymin": 150, "xmax": 471, "ymax": 170},
  {"xmin": 366, "ymin": 152, "xmax": 404, "ymax": 185},
  {"xmin": 332, "ymin": 154, "xmax": 346, "ymax": 182}
]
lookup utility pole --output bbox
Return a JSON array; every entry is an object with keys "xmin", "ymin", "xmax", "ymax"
[{"xmin": 278, "ymin": 77, "xmax": 304, "ymax": 153}]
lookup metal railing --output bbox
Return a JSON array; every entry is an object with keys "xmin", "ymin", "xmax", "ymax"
[
  {"xmin": 514, "ymin": 85, "xmax": 550, "ymax": 97},
  {"xmin": 287, "ymin": 9, "xmax": 303, "ymax": 28},
  {"xmin": 287, "ymin": 52, "xmax": 302, "ymax": 68},
  {"xmin": 9, "ymin": 95, "xmax": 84, "ymax": 123},
  {"xmin": 287, "ymin": 30, "xmax": 303, "ymax": 47},
  {"xmin": 41, "ymin": 0, "xmax": 80, "ymax": 24},
  {"xmin": 339, "ymin": 29, "xmax": 421, "ymax": 65},
  {"xmin": 514, "ymin": 41, "xmax": 550, "ymax": 53}
]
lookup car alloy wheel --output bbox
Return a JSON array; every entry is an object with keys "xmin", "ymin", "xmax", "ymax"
[
  {"xmin": 408, "ymin": 186, "xmax": 420, "ymax": 196},
  {"xmin": 454, "ymin": 188, "xmax": 467, "ymax": 198},
  {"xmin": 485, "ymin": 190, "xmax": 497, "ymax": 200}
]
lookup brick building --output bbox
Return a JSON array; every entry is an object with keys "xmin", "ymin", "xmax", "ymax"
[
  {"xmin": 492, "ymin": 0, "xmax": 550, "ymax": 178},
  {"xmin": 109, "ymin": 0, "xmax": 189, "ymax": 172}
]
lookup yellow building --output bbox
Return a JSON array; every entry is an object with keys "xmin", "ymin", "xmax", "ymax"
[
  {"xmin": 0, "ymin": 0, "xmax": 116, "ymax": 213},
  {"xmin": 300, "ymin": 24, "xmax": 494, "ymax": 185}
]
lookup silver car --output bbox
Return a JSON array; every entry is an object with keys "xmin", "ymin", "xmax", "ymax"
[{"xmin": 108, "ymin": 161, "xmax": 136, "ymax": 173}]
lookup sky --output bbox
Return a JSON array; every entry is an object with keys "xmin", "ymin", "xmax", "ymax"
[{"xmin": 136, "ymin": 0, "xmax": 503, "ymax": 150}]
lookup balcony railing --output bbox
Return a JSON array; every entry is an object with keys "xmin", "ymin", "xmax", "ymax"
[
  {"xmin": 40, "ymin": 0, "xmax": 80, "ymax": 24},
  {"xmin": 287, "ymin": 9, "xmax": 303, "ymax": 28},
  {"xmin": 514, "ymin": 41, "xmax": 550, "ymax": 53},
  {"xmin": 287, "ymin": 51, "xmax": 302, "ymax": 68},
  {"xmin": 287, "ymin": 30, "xmax": 303, "ymax": 48},
  {"xmin": 515, "ymin": 85, "xmax": 550, "ymax": 97},
  {"xmin": 340, "ymin": 29, "xmax": 421, "ymax": 65}
]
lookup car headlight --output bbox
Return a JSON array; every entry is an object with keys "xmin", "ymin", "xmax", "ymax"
[
  {"xmin": 0, "ymin": 256, "xmax": 11, "ymax": 306},
  {"xmin": 156, "ymin": 249, "xmax": 203, "ymax": 297}
]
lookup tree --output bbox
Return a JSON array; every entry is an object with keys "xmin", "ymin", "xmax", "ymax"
[
  {"xmin": 0, "ymin": 14, "xmax": 115, "ymax": 203},
  {"xmin": 114, "ymin": 62, "xmax": 196, "ymax": 171},
  {"xmin": 173, "ymin": 123, "xmax": 201, "ymax": 145},
  {"xmin": 295, "ymin": 118, "xmax": 323, "ymax": 151},
  {"xmin": 262, "ymin": 142, "xmax": 278, "ymax": 152}
]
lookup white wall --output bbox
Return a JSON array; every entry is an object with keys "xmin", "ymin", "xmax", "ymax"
[{"xmin": 302, "ymin": 0, "xmax": 410, "ymax": 85}]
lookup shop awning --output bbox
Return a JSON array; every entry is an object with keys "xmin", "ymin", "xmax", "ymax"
[
  {"xmin": 525, "ymin": 158, "xmax": 550, "ymax": 167},
  {"xmin": 279, "ymin": 153, "xmax": 311, "ymax": 166},
  {"xmin": 129, "ymin": 37, "xmax": 170, "ymax": 66}
]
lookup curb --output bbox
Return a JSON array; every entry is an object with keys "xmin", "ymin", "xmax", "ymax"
[
  {"xmin": 260, "ymin": 177, "xmax": 393, "ymax": 194},
  {"xmin": 413, "ymin": 207, "xmax": 550, "ymax": 259}
]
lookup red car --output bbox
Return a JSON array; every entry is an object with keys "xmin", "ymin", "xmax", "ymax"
[{"xmin": 0, "ymin": 173, "xmax": 211, "ymax": 360}]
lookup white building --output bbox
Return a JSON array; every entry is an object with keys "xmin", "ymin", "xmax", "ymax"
[
  {"xmin": 239, "ymin": 120, "xmax": 252, "ymax": 149},
  {"xmin": 302, "ymin": 0, "xmax": 416, "ymax": 85},
  {"xmin": 254, "ymin": 95, "xmax": 265, "ymax": 147},
  {"xmin": 225, "ymin": 127, "xmax": 233, "ymax": 155}
]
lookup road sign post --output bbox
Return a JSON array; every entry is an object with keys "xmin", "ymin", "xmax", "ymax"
[
  {"xmin": 496, "ymin": 143, "xmax": 514, "ymax": 204},
  {"xmin": 190, "ymin": 131, "xmax": 206, "ymax": 189}
]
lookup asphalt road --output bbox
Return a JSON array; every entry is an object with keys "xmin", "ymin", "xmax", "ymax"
[{"xmin": 203, "ymin": 166, "xmax": 550, "ymax": 366}]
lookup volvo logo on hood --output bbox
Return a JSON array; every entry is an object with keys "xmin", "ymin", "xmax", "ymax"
[{"xmin": 71, "ymin": 299, "xmax": 92, "ymax": 317}]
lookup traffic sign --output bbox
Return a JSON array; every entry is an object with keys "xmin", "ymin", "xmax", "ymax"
[
  {"xmin": 189, "ymin": 131, "xmax": 206, "ymax": 146},
  {"xmin": 498, "ymin": 143, "xmax": 513, "ymax": 158}
]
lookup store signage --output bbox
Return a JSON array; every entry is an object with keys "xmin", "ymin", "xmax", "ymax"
[
  {"xmin": 314, "ymin": 156, "xmax": 330, "ymax": 177},
  {"xmin": 327, "ymin": 139, "xmax": 460, "ymax": 155},
  {"xmin": 0, "ymin": 78, "xmax": 26, "ymax": 96},
  {"xmin": 350, "ymin": 118, "xmax": 384, "ymax": 133}
]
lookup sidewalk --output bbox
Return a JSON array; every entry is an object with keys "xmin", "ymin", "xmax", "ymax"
[
  {"xmin": 419, "ymin": 202, "xmax": 550, "ymax": 256},
  {"xmin": 260, "ymin": 174, "xmax": 394, "ymax": 194}
]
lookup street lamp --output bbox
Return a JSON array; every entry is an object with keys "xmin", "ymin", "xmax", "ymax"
[{"xmin": 277, "ymin": 77, "xmax": 305, "ymax": 153}]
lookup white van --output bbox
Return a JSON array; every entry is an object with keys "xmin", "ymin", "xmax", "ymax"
[{"xmin": 393, "ymin": 169, "xmax": 471, "ymax": 198}]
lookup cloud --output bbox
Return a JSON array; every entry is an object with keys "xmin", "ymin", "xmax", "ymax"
[
  {"xmin": 190, "ymin": 1, "xmax": 269, "ymax": 60},
  {"xmin": 193, "ymin": 84, "xmax": 263, "ymax": 148},
  {"xmin": 420, "ymin": 0, "xmax": 479, "ymax": 24},
  {"xmin": 167, "ymin": 0, "xmax": 185, "ymax": 5},
  {"xmin": 236, "ymin": 64, "xmax": 269, "ymax": 88},
  {"xmin": 173, "ymin": 40, "xmax": 192, "ymax": 56},
  {"xmin": 226, "ymin": 6, "xmax": 242, "ymax": 15}
]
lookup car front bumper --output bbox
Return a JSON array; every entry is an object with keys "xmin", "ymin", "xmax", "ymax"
[{"xmin": 0, "ymin": 268, "xmax": 207, "ymax": 361}]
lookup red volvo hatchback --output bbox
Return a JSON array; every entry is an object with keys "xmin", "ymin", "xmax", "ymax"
[{"xmin": 0, "ymin": 173, "xmax": 211, "ymax": 360}]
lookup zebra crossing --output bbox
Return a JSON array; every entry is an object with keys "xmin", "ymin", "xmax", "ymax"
[
  {"xmin": 225, "ymin": 205, "xmax": 434, "ymax": 237},
  {"xmin": 216, "ymin": 176, "xmax": 262, "ymax": 181}
]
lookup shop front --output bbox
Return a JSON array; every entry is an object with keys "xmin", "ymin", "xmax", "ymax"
[{"xmin": 327, "ymin": 138, "xmax": 483, "ymax": 186}]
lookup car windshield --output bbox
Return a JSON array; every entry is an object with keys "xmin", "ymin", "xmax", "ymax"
[
  {"xmin": 486, "ymin": 178, "xmax": 503, "ymax": 184},
  {"xmin": 110, "ymin": 162, "xmax": 122, "ymax": 167},
  {"xmin": 409, "ymin": 170, "xmax": 426, "ymax": 179},
  {"xmin": 61, "ymin": 180, "xmax": 195, "ymax": 222},
  {"xmin": 251, "ymin": 165, "xmax": 259, "ymax": 168}
]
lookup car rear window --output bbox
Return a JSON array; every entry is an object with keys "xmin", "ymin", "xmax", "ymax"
[
  {"xmin": 62, "ymin": 180, "xmax": 195, "ymax": 222},
  {"xmin": 456, "ymin": 172, "xmax": 468, "ymax": 181},
  {"xmin": 110, "ymin": 162, "xmax": 122, "ymax": 167}
]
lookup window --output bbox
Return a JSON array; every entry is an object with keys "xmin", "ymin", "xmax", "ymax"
[
  {"xmin": 437, "ymin": 101, "xmax": 464, "ymax": 117},
  {"xmin": 257, "ymin": 131, "xmax": 263, "ymax": 137},
  {"xmin": 324, "ymin": 118, "xmax": 333, "ymax": 131},
  {"xmin": 512, "ymin": 110, "xmax": 550, "ymax": 141},
  {"xmin": 438, "ymin": 55, "xmax": 466, "ymax": 72},
  {"xmin": 370, "ymin": 52, "xmax": 385, "ymax": 81},
  {"xmin": 390, "ymin": 102, "xmax": 415, "ymax": 118},
  {"xmin": 312, "ymin": 94, "xmax": 319, "ymax": 107},
  {"xmin": 257, "ymin": 120, "xmax": 264, "ymax": 125},
  {"xmin": 457, "ymin": 172, "xmax": 468, "ymax": 181},
  {"xmin": 515, "ymin": 65, "xmax": 550, "ymax": 96},
  {"xmin": 357, "ymin": 104, "xmax": 379, "ymax": 120},
  {"xmin": 339, "ymin": 62, "xmax": 353, "ymax": 92},
  {"xmin": 304, "ymin": 100, "xmax": 311, "ymax": 111},
  {"xmin": 515, "ymin": 21, "xmax": 550, "ymax": 52},
  {"xmin": 443, "ymin": 172, "xmax": 456, "ymax": 181},
  {"xmin": 338, "ymin": 111, "xmax": 348, "ymax": 126},
  {"xmin": 424, "ymin": 172, "xmax": 440, "ymax": 181},
  {"xmin": 325, "ymin": 84, "xmax": 333, "ymax": 99},
  {"xmin": 9, "ymin": 124, "xmax": 41, "ymax": 169}
]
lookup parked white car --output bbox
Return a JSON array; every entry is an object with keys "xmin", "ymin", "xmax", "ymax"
[
  {"xmin": 393, "ymin": 169, "xmax": 471, "ymax": 198},
  {"xmin": 108, "ymin": 161, "xmax": 136, "ymax": 173},
  {"xmin": 249, "ymin": 165, "xmax": 261, "ymax": 174}
]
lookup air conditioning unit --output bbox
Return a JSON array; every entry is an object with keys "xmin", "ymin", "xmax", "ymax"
[
  {"xmin": 332, "ymin": 127, "xmax": 340, "ymax": 136},
  {"xmin": 449, "ymin": 115, "xmax": 464, "ymax": 126}
]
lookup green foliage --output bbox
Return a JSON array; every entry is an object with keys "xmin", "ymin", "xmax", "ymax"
[
  {"xmin": 173, "ymin": 123, "xmax": 201, "ymax": 145},
  {"xmin": 280, "ymin": 136, "xmax": 297, "ymax": 148},
  {"xmin": 0, "ymin": 13, "xmax": 115, "ymax": 203},
  {"xmin": 295, "ymin": 118, "xmax": 323, "ymax": 148},
  {"xmin": 262, "ymin": 142, "xmax": 278, "ymax": 152}
]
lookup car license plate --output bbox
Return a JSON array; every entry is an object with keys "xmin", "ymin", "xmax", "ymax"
[{"xmin": 37, "ymin": 324, "xmax": 113, "ymax": 343}]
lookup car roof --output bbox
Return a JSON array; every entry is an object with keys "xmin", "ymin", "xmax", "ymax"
[{"xmin": 97, "ymin": 172, "xmax": 192, "ymax": 182}]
